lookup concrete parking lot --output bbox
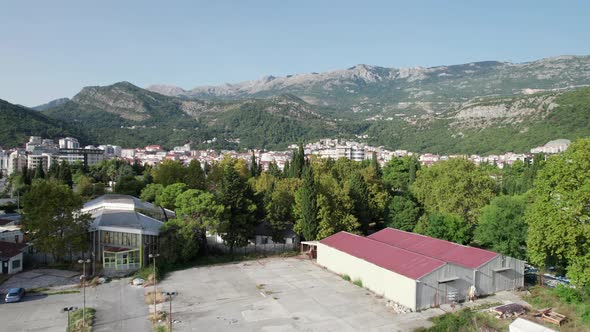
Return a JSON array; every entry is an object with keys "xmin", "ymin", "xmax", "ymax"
[
  {"xmin": 1, "ymin": 269, "xmax": 80, "ymax": 293},
  {"xmin": 156, "ymin": 257, "xmax": 445, "ymax": 331},
  {"xmin": 0, "ymin": 278, "xmax": 150, "ymax": 332}
]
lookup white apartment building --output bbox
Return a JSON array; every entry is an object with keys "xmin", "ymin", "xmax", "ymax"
[
  {"xmin": 27, "ymin": 153, "xmax": 58, "ymax": 171},
  {"xmin": 98, "ymin": 145, "xmax": 122, "ymax": 158},
  {"xmin": 59, "ymin": 137, "xmax": 80, "ymax": 149},
  {"xmin": 7, "ymin": 150, "xmax": 26, "ymax": 175}
]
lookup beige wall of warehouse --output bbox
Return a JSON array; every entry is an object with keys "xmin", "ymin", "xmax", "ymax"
[{"xmin": 317, "ymin": 243, "xmax": 417, "ymax": 311}]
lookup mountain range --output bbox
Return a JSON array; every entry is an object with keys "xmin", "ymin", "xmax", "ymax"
[{"xmin": 2, "ymin": 55, "xmax": 590, "ymax": 154}]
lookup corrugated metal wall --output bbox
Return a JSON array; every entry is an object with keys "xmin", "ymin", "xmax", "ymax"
[
  {"xmin": 317, "ymin": 243, "xmax": 418, "ymax": 310},
  {"xmin": 476, "ymin": 255, "xmax": 525, "ymax": 295},
  {"xmin": 416, "ymin": 263, "xmax": 473, "ymax": 310}
]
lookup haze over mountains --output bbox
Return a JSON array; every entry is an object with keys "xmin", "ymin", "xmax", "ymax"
[{"xmin": 3, "ymin": 55, "xmax": 590, "ymax": 154}]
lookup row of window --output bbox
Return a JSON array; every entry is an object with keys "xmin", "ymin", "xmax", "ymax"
[{"xmin": 102, "ymin": 231, "xmax": 139, "ymax": 247}]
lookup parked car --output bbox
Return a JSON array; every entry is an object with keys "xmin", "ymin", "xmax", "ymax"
[{"xmin": 4, "ymin": 288, "xmax": 25, "ymax": 303}]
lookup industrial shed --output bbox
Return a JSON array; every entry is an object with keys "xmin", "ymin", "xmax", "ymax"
[
  {"xmin": 317, "ymin": 229, "xmax": 525, "ymax": 311},
  {"xmin": 369, "ymin": 228, "xmax": 525, "ymax": 297},
  {"xmin": 318, "ymin": 232, "xmax": 450, "ymax": 311}
]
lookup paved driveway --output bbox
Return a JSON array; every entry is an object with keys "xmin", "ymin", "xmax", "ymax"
[
  {"xmin": 0, "ymin": 278, "xmax": 150, "ymax": 332},
  {"xmin": 1, "ymin": 269, "xmax": 80, "ymax": 293},
  {"xmin": 156, "ymin": 257, "xmax": 445, "ymax": 331}
]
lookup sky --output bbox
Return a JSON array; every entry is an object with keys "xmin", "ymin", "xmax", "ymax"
[{"xmin": 1, "ymin": 0, "xmax": 590, "ymax": 106}]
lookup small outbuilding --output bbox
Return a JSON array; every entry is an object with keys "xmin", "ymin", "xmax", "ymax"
[{"xmin": 0, "ymin": 241, "xmax": 27, "ymax": 274}]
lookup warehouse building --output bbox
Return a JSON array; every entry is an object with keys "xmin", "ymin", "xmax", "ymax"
[
  {"xmin": 369, "ymin": 228, "xmax": 525, "ymax": 297},
  {"xmin": 317, "ymin": 229, "xmax": 524, "ymax": 311}
]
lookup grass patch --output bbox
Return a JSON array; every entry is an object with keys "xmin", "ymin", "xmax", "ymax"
[
  {"xmin": 27, "ymin": 287, "xmax": 80, "ymax": 296},
  {"xmin": 145, "ymin": 291, "xmax": 166, "ymax": 305},
  {"xmin": 352, "ymin": 279, "xmax": 363, "ymax": 288},
  {"xmin": 415, "ymin": 307, "xmax": 510, "ymax": 332},
  {"xmin": 68, "ymin": 307, "xmax": 95, "ymax": 332},
  {"xmin": 27, "ymin": 287, "xmax": 50, "ymax": 294},
  {"xmin": 341, "ymin": 274, "xmax": 351, "ymax": 281},
  {"xmin": 524, "ymin": 285, "xmax": 590, "ymax": 330},
  {"xmin": 470, "ymin": 301, "xmax": 503, "ymax": 311}
]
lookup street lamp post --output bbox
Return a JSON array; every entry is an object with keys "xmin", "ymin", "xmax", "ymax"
[
  {"xmin": 163, "ymin": 291, "xmax": 177, "ymax": 331},
  {"xmin": 63, "ymin": 306, "xmax": 77, "ymax": 332},
  {"xmin": 149, "ymin": 253, "xmax": 160, "ymax": 322},
  {"xmin": 78, "ymin": 258, "xmax": 91, "ymax": 330}
]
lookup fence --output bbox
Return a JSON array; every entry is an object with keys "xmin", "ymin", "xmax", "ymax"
[{"xmin": 207, "ymin": 239, "xmax": 298, "ymax": 255}]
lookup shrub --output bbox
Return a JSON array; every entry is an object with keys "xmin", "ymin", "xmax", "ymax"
[
  {"xmin": 554, "ymin": 284, "xmax": 582, "ymax": 304},
  {"xmin": 341, "ymin": 274, "xmax": 351, "ymax": 281},
  {"xmin": 353, "ymin": 279, "xmax": 363, "ymax": 288}
]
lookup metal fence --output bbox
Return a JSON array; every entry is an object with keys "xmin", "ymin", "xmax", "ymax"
[{"xmin": 207, "ymin": 241, "xmax": 298, "ymax": 255}]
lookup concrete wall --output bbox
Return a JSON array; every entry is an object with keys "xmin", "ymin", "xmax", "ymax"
[
  {"xmin": 317, "ymin": 243, "xmax": 417, "ymax": 311},
  {"xmin": 417, "ymin": 263, "xmax": 473, "ymax": 309},
  {"xmin": 477, "ymin": 255, "xmax": 525, "ymax": 295}
]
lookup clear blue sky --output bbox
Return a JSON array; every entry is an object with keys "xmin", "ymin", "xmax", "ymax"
[{"xmin": 1, "ymin": 0, "xmax": 589, "ymax": 106}]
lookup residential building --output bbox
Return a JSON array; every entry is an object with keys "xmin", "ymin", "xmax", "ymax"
[
  {"xmin": 58, "ymin": 137, "xmax": 80, "ymax": 149},
  {"xmin": 0, "ymin": 225, "xmax": 24, "ymax": 243}
]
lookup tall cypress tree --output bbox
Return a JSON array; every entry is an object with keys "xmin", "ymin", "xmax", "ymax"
[
  {"xmin": 291, "ymin": 143, "xmax": 305, "ymax": 178},
  {"xmin": 34, "ymin": 165, "xmax": 45, "ymax": 179},
  {"xmin": 371, "ymin": 152, "xmax": 381, "ymax": 178},
  {"xmin": 250, "ymin": 153, "xmax": 259, "ymax": 178},
  {"xmin": 294, "ymin": 165, "xmax": 318, "ymax": 240},
  {"xmin": 350, "ymin": 172, "xmax": 371, "ymax": 235},
  {"xmin": 58, "ymin": 161, "xmax": 73, "ymax": 188}
]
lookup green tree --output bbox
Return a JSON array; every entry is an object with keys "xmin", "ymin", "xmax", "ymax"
[
  {"xmin": 160, "ymin": 189, "xmax": 225, "ymax": 262},
  {"xmin": 349, "ymin": 172, "xmax": 371, "ymax": 235},
  {"xmin": 33, "ymin": 165, "xmax": 45, "ymax": 179},
  {"xmin": 184, "ymin": 159, "xmax": 206, "ymax": 190},
  {"xmin": 315, "ymin": 175, "xmax": 360, "ymax": 239},
  {"xmin": 385, "ymin": 194, "xmax": 421, "ymax": 231},
  {"xmin": 250, "ymin": 153, "xmax": 260, "ymax": 178},
  {"xmin": 218, "ymin": 165, "xmax": 258, "ymax": 255},
  {"xmin": 290, "ymin": 144, "xmax": 305, "ymax": 178},
  {"xmin": 525, "ymin": 139, "xmax": 590, "ymax": 286},
  {"xmin": 21, "ymin": 180, "xmax": 91, "ymax": 261},
  {"xmin": 57, "ymin": 161, "xmax": 73, "ymax": 188},
  {"xmin": 382, "ymin": 156, "xmax": 419, "ymax": 193},
  {"xmin": 417, "ymin": 212, "xmax": 471, "ymax": 244},
  {"xmin": 266, "ymin": 178, "xmax": 300, "ymax": 243},
  {"xmin": 294, "ymin": 165, "xmax": 319, "ymax": 240},
  {"xmin": 114, "ymin": 175, "xmax": 145, "ymax": 196},
  {"xmin": 474, "ymin": 195, "xmax": 527, "ymax": 259},
  {"xmin": 140, "ymin": 183, "xmax": 165, "ymax": 203},
  {"xmin": 411, "ymin": 158, "xmax": 497, "ymax": 224},
  {"xmin": 155, "ymin": 183, "xmax": 187, "ymax": 210},
  {"xmin": 152, "ymin": 160, "xmax": 186, "ymax": 186}
]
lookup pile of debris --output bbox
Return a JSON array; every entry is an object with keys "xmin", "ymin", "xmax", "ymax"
[
  {"xmin": 491, "ymin": 303, "xmax": 526, "ymax": 319},
  {"xmin": 386, "ymin": 300, "xmax": 412, "ymax": 314},
  {"xmin": 533, "ymin": 308, "xmax": 567, "ymax": 326}
]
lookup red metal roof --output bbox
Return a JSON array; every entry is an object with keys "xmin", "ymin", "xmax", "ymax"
[
  {"xmin": 368, "ymin": 228, "xmax": 498, "ymax": 269},
  {"xmin": 0, "ymin": 241, "xmax": 27, "ymax": 260},
  {"xmin": 320, "ymin": 232, "xmax": 445, "ymax": 279}
]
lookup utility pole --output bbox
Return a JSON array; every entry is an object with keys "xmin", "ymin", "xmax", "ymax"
[
  {"xmin": 149, "ymin": 253, "xmax": 160, "ymax": 323},
  {"xmin": 78, "ymin": 259, "xmax": 91, "ymax": 329}
]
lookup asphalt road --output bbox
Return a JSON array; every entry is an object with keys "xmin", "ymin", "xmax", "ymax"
[{"xmin": 0, "ymin": 278, "xmax": 150, "ymax": 332}]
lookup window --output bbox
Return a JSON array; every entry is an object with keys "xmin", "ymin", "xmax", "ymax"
[{"xmin": 11, "ymin": 259, "xmax": 21, "ymax": 270}]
